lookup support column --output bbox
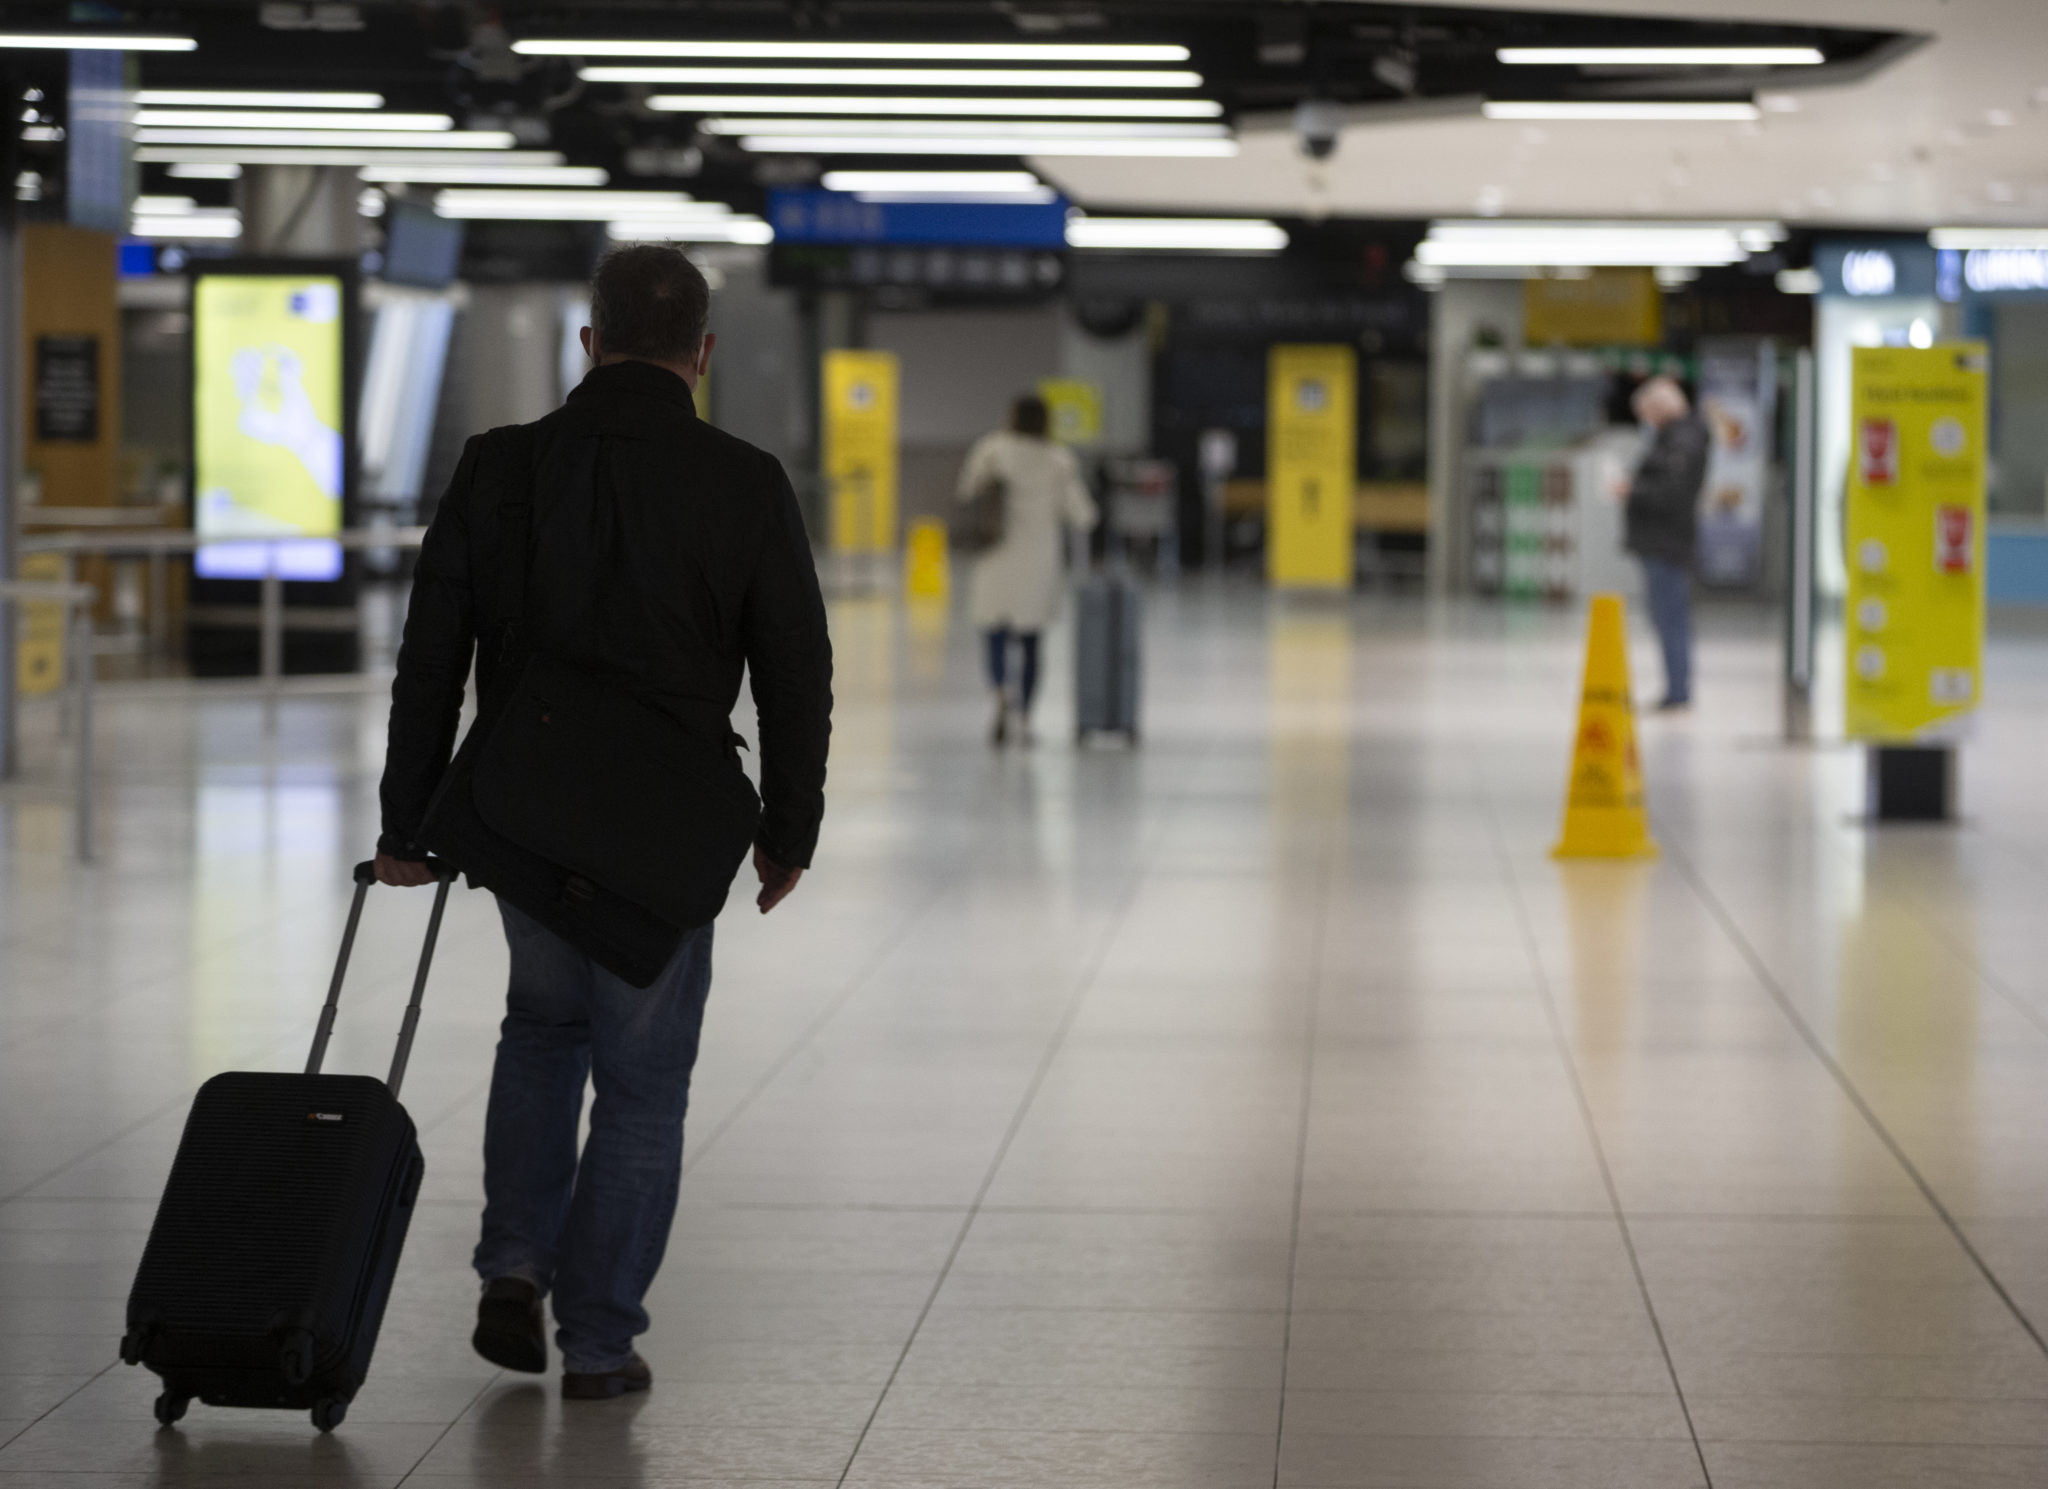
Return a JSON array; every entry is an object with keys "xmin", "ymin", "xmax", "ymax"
[
  {"xmin": 0, "ymin": 220, "xmax": 18, "ymax": 779},
  {"xmin": 236, "ymin": 165, "xmax": 359, "ymax": 257}
]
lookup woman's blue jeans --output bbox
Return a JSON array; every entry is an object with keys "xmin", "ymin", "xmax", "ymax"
[
  {"xmin": 473, "ymin": 899, "xmax": 713, "ymax": 1374},
  {"xmin": 985, "ymin": 627, "xmax": 1041, "ymax": 708}
]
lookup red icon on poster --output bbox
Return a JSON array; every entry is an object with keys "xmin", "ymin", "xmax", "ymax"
[
  {"xmin": 1935, "ymin": 504, "xmax": 1973, "ymax": 574},
  {"xmin": 1859, "ymin": 418, "xmax": 1899, "ymax": 485}
]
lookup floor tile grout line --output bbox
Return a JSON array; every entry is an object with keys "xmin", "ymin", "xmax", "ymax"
[
  {"xmin": 0, "ymin": 1361, "xmax": 118, "ymax": 1456},
  {"xmin": 827, "ymin": 776, "xmax": 1190, "ymax": 1487},
  {"xmin": 679, "ymin": 879, "xmax": 955, "ymax": 1178},
  {"xmin": 391, "ymin": 1370, "xmax": 503, "ymax": 1486},
  {"xmin": 0, "ymin": 1014, "xmax": 372, "ymax": 1206},
  {"xmin": 1660, "ymin": 836, "xmax": 2048, "ymax": 1365},
  {"xmin": 1883, "ymin": 872, "xmax": 2048, "ymax": 1047},
  {"xmin": 1478, "ymin": 774, "xmax": 1715, "ymax": 1489},
  {"xmin": 1268, "ymin": 828, "xmax": 1337, "ymax": 1489}
]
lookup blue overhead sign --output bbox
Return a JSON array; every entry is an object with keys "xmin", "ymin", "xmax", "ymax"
[{"xmin": 768, "ymin": 189, "xmax": 1068, "ymax": 248}]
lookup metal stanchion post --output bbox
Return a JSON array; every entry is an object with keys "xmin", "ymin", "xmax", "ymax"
[
  {"xmin": 71, "ymin": 600, "xmax": 93, "ymax": 863},
  {"xmin": 260, "ymin": 545, "xmax": 283, "ymax": 734},
  {"xmin": 1785, "ymin": 349, "xmax": 1817, "ymax": 743},
  {"xmin": 148, "ymin": 546, "xmax": 168, "ymax": 668}
]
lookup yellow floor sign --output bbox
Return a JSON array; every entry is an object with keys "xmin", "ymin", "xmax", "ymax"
[
  {"xmin": 15, "ymin": 552, "xmax": 66, "ymax": 696},
  {"xmin": 1553, "ymin": 593, "xmax": 1657, "ymax": 859}
]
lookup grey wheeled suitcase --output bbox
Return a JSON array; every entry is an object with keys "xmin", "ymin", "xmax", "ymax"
[
  {"xmin": 120, "ymin": 859, "xmax": 455, "ymax": 1433},
  {"xmin": 1075, "ymin": 572, "xmax": 1141, "ymax": 743}
]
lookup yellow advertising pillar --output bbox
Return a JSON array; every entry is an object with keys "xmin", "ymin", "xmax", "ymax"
[
  {"xmin": 822, "ymin": 349, "xmax": 899, "ymax": 555},
  {"xmin": 1268, "ymin": 344, "xmax": 1355, "ymax": 589},
  {"xmin": 1843, "ymin": 344, "xmax": 1987, "ymax": 742}
]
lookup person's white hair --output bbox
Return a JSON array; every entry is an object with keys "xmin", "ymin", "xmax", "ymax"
[{"xmin": 1631, "ymin": 375, "xmax": 1689, "ymax": 426}]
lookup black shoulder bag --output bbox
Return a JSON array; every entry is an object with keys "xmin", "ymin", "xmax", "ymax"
[{"xmin": 419, "ymin": 427, "xmax": 762, "ymax": 986}]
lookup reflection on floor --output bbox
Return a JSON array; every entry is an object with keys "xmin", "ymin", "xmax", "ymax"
[{"xmin": 5, "ymin": 583, "xmax": 2048, "ymax": 1487}]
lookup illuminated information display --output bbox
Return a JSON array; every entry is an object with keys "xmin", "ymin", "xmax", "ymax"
[{"xmin": 193, "ymin": 274, "xmax": 346, "ymax": 580}]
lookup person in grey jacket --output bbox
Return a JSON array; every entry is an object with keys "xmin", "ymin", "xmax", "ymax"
[{"xmin": 1623, "ymin": 376, "xmax": 1711, "ymax": 710}]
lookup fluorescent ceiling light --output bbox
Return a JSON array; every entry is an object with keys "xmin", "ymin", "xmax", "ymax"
[
  {"xmin": 140, "ymin": 147, "xmax": 565, "ymax": 168},
  {"xmin": 167, "ymin": 161, "xmax": 243, "ymax": 179},
  {"xmin": 0, "ymin": 32, "xmax": 194, "ymax": 50},
  {"xmin": 134, "ymin": 110, "xmax": 454, "ymax": 131},
  {"xmin": 741, "ymin": 135, "xmax": 1237, "ymax": 156},
  {"xmin": 131, "ymin": 202, "xmax": 241, "ymax": 239},
  {"xmin": 520, "ymin": 39, "xmax": 1187, "ymax": 61},
  {"xmin": 1066, "ymin": 216, "xmax": 1286, "ymax": 252},
  {"xmin": 434, "ymin": 189, "xmax": 731, "ymax": 220},
  {"xmin": 1482, "ymin": 101, "xmax": 1761, "ymax": 121},
  {"xmin": 822, "ymin": 170, "xmax": 1040, "ymax": 192},
  {"xmin": 580, "ymin": 65, "xmax": 1200, "ymax": 88},
  {"xmin": 360, "ymin": 163, "xmax": 609, "ymax": 185},
  {"xmin": 820, "ymin": 170, "xmax": 1054, "ymax": 201},
  {"xmin": 135, "ymin": 90, "xmax": 384, "ymax": 108},
  {"xmin": 848, "ymin": 188, "xmax": 1060, "ymax": 202},
  {"xmin": 700, "ymin": 118, "xmax": 1227, "ymax": 139},
  {"xmin": 1776, "ymin": 267, "xmax": 1822, "ymax": 294},
  {"xmin": 1498, "ymin": 46, "xmax": 1824, "ymax": 66},
  {"xmin": 1930, "ymin": 228, "xmax": 2048, "ymax": 249},
  {"xmin": 609, "ymin": 217, "xmax": 775, "ymax": 244},
  {"xmin": 134, "ymin": 129, "xmax": 516, "ymax": 149},
  {"xmin": 647, "ymin": 94, "xmax": 1221, "ymax": 117},
  {"xmin": 1416, "ymin": 219, "xmax": 1782, "ymax": 267},
  {"xmin": 131, "ymin": 218, "xmax": 242, "ymax": 239}
]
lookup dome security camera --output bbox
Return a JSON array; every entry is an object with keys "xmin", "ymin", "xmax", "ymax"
[{"xmin": 1295, "ymin": 99, "xmax": 1342, "ymax": 161}]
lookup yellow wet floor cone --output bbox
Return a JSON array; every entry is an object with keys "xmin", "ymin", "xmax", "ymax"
[
  {"xmin": 1552, "ymin": 593, "xmax": 1658, "ymax": 859},
  {"xmin": 904, "ymin": 517, "xmax": 950, "ymax": 601}
]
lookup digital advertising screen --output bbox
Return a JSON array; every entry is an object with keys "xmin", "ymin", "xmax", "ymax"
[{"xmin": 192, "ymin": 273, "xmax": 348, "ymax": 581}]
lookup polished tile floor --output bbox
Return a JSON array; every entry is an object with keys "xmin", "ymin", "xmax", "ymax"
[{"xmin": 5, "ymin": 582, "xmax": 2048, "ymax": 1487}]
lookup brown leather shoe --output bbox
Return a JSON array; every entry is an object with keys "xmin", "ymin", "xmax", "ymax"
[
  {"xmin": 472, "ymin": 1277, "xmax": 546, "ymax": 1374},
  {"xmin": 562, "ymin": 1353, "xmax": 652, "ymax": 1400}
]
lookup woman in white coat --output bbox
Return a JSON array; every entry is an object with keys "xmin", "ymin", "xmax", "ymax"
[{"xmin": 956, "ymin": 395, "xmax": 1099, "ymax": 744}]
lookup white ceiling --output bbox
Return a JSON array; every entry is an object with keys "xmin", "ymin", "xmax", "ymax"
[{"xmin": 1036, "ymin": 0, "xmax": 2048, "ymax": 228}]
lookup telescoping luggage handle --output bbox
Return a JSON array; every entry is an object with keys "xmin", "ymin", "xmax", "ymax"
[{"xmin": 306, "ymin": 859, "xmax": 458, "ymax": 1099}]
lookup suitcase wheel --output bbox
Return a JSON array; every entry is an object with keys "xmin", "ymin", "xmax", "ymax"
[
  {"xmin": 120, "ymin": 1324, "xmax": 154, "ymax": 1367},
  {"xmin": 311, "ymin": 1397, "xmax": 347, "ymax": 1434},
  {"xmin": 153, "ymin": 1392, "xmax": 188, "ymax": 1428}
]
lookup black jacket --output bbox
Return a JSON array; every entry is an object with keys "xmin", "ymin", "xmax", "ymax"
[
  {"xmin": 378, "ymin": 360, "xmax": 832, "ymax": 872},
  {"xmin": 1623, "ymin": 413, "xmax": 1711, "ymax": 567}
]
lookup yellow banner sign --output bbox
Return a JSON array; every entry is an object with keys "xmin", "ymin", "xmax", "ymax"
[
  {"xmin": 823, "ymin": 349, "xmax": 898, "ymax": 555},
  {"xmin": 1523, "ymin": 268, "xmax": 1661, "ymax": 348},
  {"xmin": 1844, "ymin": 344, "xmax": 1987, "ymax": 742},
  {"xmin": 1037, "ymin": 378, "xmax": 1102, "ymax": 446},
  {"xmin": 1267, "ymin": 344, "xmax": 1355, "ymax": 590}
]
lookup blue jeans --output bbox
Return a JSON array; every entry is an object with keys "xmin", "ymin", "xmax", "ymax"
[
  {"xmin": 474, "ymin": 899, "xmax": 713, "ymax": 1373},
  {"xmin": 985, "ymin": 628, "xmax": 1040, "ymax": 708},
  {"xmin": 1641, "ymin": 557, "xmax": 1693, "ymax": 705}
]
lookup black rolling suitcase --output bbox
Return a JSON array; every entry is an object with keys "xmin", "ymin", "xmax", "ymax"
[
  {"xmin": 1075, "ymin": 571, "xmax": 1141, "ymax": 743},
  {"xmin": 120, "ymin": 859, "xmax": 455, "ymax": 1433}
]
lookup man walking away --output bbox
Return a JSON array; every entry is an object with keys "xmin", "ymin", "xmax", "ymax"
[
  {"xmin": 372, "ymin": 245, "xmax": 833, "ymax": 1400},
  {"xmin": 1623, "ymin": 375, "xmax": 1710, "ymax": 712}
]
